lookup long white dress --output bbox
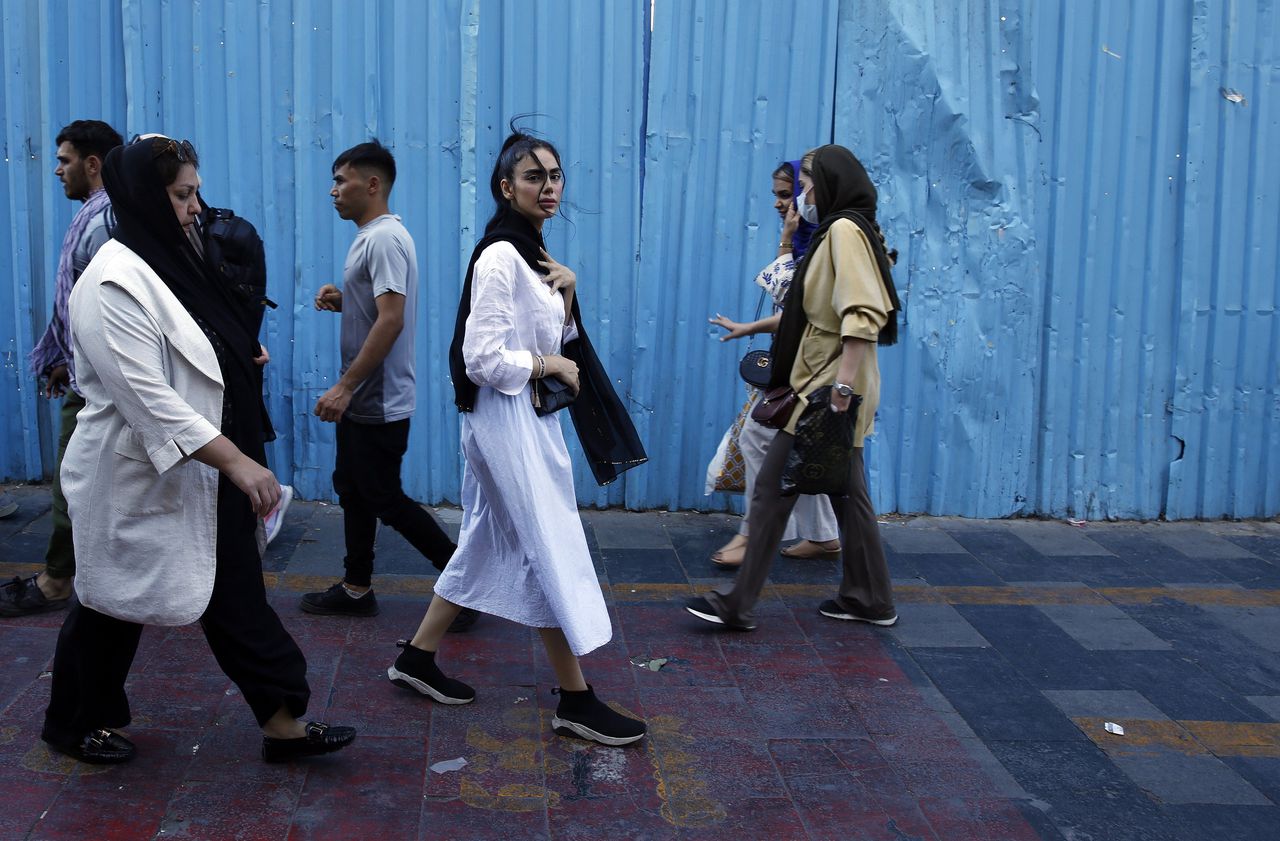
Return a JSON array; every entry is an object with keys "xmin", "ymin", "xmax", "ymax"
[{"xmin": 433, "ymin": 241, "xmax": 611, "ymax": 656}]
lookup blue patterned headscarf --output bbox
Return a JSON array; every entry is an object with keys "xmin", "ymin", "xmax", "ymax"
[{"xmin": 786, "ymin": 159, "xmax": 816, "ymax": 259}]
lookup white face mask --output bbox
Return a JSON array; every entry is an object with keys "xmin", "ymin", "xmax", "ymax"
[{"xmin": 797, "ymin": 187, "xmax": 819, "ymax": 225}]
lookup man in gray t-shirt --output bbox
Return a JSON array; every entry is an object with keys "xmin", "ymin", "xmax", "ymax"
[
  {"xmin": 338, "ymin": 213, "xmax": 417, "ymax": 423},
  {"xmin": 302, "ymin": 140, "xmax": 459, "ymax": 619}
]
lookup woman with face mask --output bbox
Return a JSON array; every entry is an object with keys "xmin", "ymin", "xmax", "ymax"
[
  {"xmin": 688, "ymin": 144, "xmax": 902, "ymax": 633},
  {"xmin": 43, "ymin": 136, "xmax": 355, "ymax": 765},
  {"xmin": 706, "ymin": 160, "xmax": 842, "ymax": 569}
]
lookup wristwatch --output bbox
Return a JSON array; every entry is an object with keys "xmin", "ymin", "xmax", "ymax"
[{"xmin": 832, "ymin": 383, "xmax": 856, "ymax": 398}]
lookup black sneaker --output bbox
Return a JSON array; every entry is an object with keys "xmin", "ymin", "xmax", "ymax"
[
  {"xmin": 386, "ymin": 641, "xmax": 475, "ymax": 704},
  {"xmin": 447, "ymin": 607, "xmax": 480, "ymax": 633},
  {"xmin": 261, "ymin": 721, "xmax": 356, "ymax": 763},
  {"xmin": 0, "ymin": 574, "xmax": 71, "ymax": 618},
  {"xmin": 552, "ymin": 685, "xmax": 646, "ymax": 746},
  {"xmin": 818, "ymin": 599, "xmax": 898, "ymax": 626},
  {"xmin": 684, "ymin": 595, "xmax": 756, "ymax": 631},
  {"xmin": 300, "ymin": 582, "xmax": 379, "ymax": 617}
]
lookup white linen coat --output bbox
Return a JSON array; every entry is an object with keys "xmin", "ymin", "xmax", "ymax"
[
  {"xmin": 62, "ymin": 239, "xmax": 224, "ymax": 625},
  {"xmin": 432, "ymin": 241, "xmax": 611, "ymax": 656}
]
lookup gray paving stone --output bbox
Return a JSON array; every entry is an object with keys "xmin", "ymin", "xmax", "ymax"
[
  {"xmin": 1201, "ymin": 606, "xmax": 1280, "ymax": 653},
  {"xmin": 1108, "ymin": 752, "xmax": 1272, "ymax": 805},
  {"xmin": 1004, "ymin": 521, "xmax": 1115, "ymax": 557},
  {"xmin": 1041, "ymin": 689, "xmax": 1168, "ymax": 720},
  {"xmin": 431, "ymin": 505, "xmax": 463, "ymax": 525},
  {"xmin": 1037, "ymin": 603, "xmax": 1173, "ymax": 651},
  {"xmin": 1245, "ymin": 696, "xmax": 1280, "ymax": 721},
  {"xmin": 885, "ymin": 602, "xmax": 989, "ymax": 648},
  {"xmin": 1153, "ymin": 525, "xmax": 1261, "ymax": 559},
  {"xmin": 912, "ymin": 685, "xmax": 1029, "ymax": 798},
  {"xmin": 585, "ymin": 511, "xmax": 674, "ymax": 550},
  {"xmin": 879, "ymin": 523, "xmax": 967, "ymax": 554}
]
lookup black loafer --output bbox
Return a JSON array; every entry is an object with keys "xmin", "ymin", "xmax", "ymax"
[
  {"xmin": 43, "ymin": 728, "xmax": 136, "ymax": 764},
  {"xmin": 261, "ymin": 721, "xmax": 356, "ymax": 763}
]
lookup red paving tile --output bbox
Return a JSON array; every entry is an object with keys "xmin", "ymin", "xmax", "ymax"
[
  {"xmin": 288, "ymin": 734, "xmax": 426, "ymax": 841},
  {"xmin": 156, "ymin": 779, "xmax": 299, "ymax": 840},
  {"xmin": 28, "ymin": 784, "xmax": 169, "ymax": 840},
  {"xmin": 918, "ymin": 797, "xmax": 1048, "ymax": 841},
  {"xmin": 0, "ymin": 767, "xmax": 63, "ymax": 840}
]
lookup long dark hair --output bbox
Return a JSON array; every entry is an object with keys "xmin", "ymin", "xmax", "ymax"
[{"xmin": 485, "ymin": 120, "xmax": 563, "ymax": 233}]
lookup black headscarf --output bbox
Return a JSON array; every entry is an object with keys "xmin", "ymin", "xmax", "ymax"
[
  {"xmin": 769, "ymin": 145, "xmax": 902, "ymax": 390},
  {"xmin": 102, "ymin": 139, "xmax": 272, "ymax": 463},
  {"xmin": 449, "ymin": 207, "xmax": 647, "ymax": 486}
]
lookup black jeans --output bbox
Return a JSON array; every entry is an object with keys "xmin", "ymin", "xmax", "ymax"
[
  {"xmin": 333, "ymin": 417, "xmax": 455, "ymax": 587},
  {"xmin": 43, "ymin": 476, "xmax": 310, "ymax": 744}
]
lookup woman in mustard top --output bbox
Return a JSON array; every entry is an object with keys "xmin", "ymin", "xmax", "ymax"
[{"xmin": 686, "ymin": 144, "xmax": 902, "ymax": 632}]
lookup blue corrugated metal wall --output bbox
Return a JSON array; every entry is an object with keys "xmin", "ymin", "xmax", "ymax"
[{"xmin": 1, "ymin": 0, "xmax": 1277, "ymax": 520}]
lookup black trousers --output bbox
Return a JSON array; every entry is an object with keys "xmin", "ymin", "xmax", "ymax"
[
  {"xmin": 333, "ymin": 417, "xmax": 455, "ymax": 587},
  {"xmin": 42, "ymin": 477, "xmax": 310, "ymax": 744},
  {"xmin": 709, "ymin": 437, "xmax": 895, "ymax": 627}
]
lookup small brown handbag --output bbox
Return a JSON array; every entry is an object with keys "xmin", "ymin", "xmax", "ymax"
[{"xmin": 749, "ymin": 353, "xmax": 840, "ymax": 430}]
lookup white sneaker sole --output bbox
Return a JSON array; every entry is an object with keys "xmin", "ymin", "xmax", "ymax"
[
  {"xmin": 685, "ymin": 604, "xmax": 757, "ymax": 631},
  {"xmin": 685, "ymin": 605, "xmax": 724, "ymax": 624},
  {"xmin": 551, "ymin": 716, "xmax": 645, "ymax": 747},
  {"xmin": 386, "ymin": 665, "xmax": 474, "ymax": 705},
  {"xmin": 819, "ymin": 608, "xmax": 898, "ymax": 626}
]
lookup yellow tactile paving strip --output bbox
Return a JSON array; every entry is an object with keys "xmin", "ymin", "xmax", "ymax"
[
  {"xmin": 5, "ymin": 561, "xmax": 1277, "ymax": 609},
  {"xmin": 1074, "ymin": 716, "xmax": 1280, "ymax": 758}
]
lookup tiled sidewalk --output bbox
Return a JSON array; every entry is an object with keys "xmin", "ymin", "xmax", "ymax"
[{"xmin": 1, "ymin": 484, "xmax": 1278, "ymax": 839}]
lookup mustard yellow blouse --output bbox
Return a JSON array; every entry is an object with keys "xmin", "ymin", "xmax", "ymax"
[{"xmin": 785, "ymin": 219, "xmax": 894, "ymax": 445}]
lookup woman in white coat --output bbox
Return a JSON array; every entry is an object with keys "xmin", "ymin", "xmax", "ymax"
[
  {"xmin": 42, "ymin": 136, "xmax": 355, "ymax": 765},
  {"xmin": 386, "ymin": 129, "xmax": 648, "ymax": 746}
]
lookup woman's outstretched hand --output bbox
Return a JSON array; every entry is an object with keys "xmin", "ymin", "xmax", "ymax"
[{"xmin": 709, "ymin": 314, "xmax": 752, "ymax": 341}]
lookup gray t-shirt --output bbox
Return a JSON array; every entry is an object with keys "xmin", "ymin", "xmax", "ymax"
[{"xmin": 340, "ymin": 214, "xmax": 417, "ymax": 423}]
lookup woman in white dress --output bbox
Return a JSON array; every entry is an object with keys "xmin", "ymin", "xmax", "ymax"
[{"xmin": 387, "ymin": 129, "xmax": 647, "ymax": 746}]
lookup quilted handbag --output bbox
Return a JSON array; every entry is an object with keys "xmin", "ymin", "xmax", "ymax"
[
  {"xmin": 738, "ymin": 349, "xmax": 773, "ymax": 388},
  {"xmin": 780, "ymin": 385, "xmax": 860, "ymax": 497}
]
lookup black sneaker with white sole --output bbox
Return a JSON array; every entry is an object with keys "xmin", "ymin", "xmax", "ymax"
[
  {"xmin": 551, "ymin": 685, "xmax": 646, "ymax": 746},
  {"xmin": 684, "ymin": 595, "xmax": 756, "ymax": 631},
  {"xmin": 818, "ymin": 599, "xmax": 898, "ymax": 626},
  {"xmin": 386, "ymin": 641, "xmax": 475, "ymax": 705}
]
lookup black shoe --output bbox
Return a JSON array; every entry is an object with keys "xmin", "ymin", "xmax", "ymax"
[
  {"xmin": 684, "ymin": 596, "xmax": 756, "ymax": 631},
  {"xmin": 0, "ymin": 574, "xmax": 71, "ymax": 618},
  {"xmin": 446, "ymin": 607, "xmax": 480, "ymax": 633},
  {"xmin": 43, "ymin": 728, "xmax": 135, "ymax": 764},
  {"xmin": 552, "ymin": 685, "xmax": 646, "ymax": 746},
  {"xmin": 818, "ymin": 599, "xmax": 898, "ymax": 626},
  {"xmin": 300, "ymin": 582, "xmax": 379, "ymax": 616},
  {"xmin": 386, "ymin": 641, "xmax": 475, "ymax": 704},
  {"xmin": 261, "ymin": 721, "xmax": 356, "ymax": 763}
]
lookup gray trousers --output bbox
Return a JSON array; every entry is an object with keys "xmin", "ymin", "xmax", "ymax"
[{"xmin": 709, "ymin": 434, "xmax": 895, "ymax": 626}]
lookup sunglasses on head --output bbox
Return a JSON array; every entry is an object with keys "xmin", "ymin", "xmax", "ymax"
[
  {"xmin": 129, "ymin": 134, "xmax": 195, "ymax": 163},
  {"xmin": 152, "ymin": 138, "xmax": 195, "ymax": 162}
]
